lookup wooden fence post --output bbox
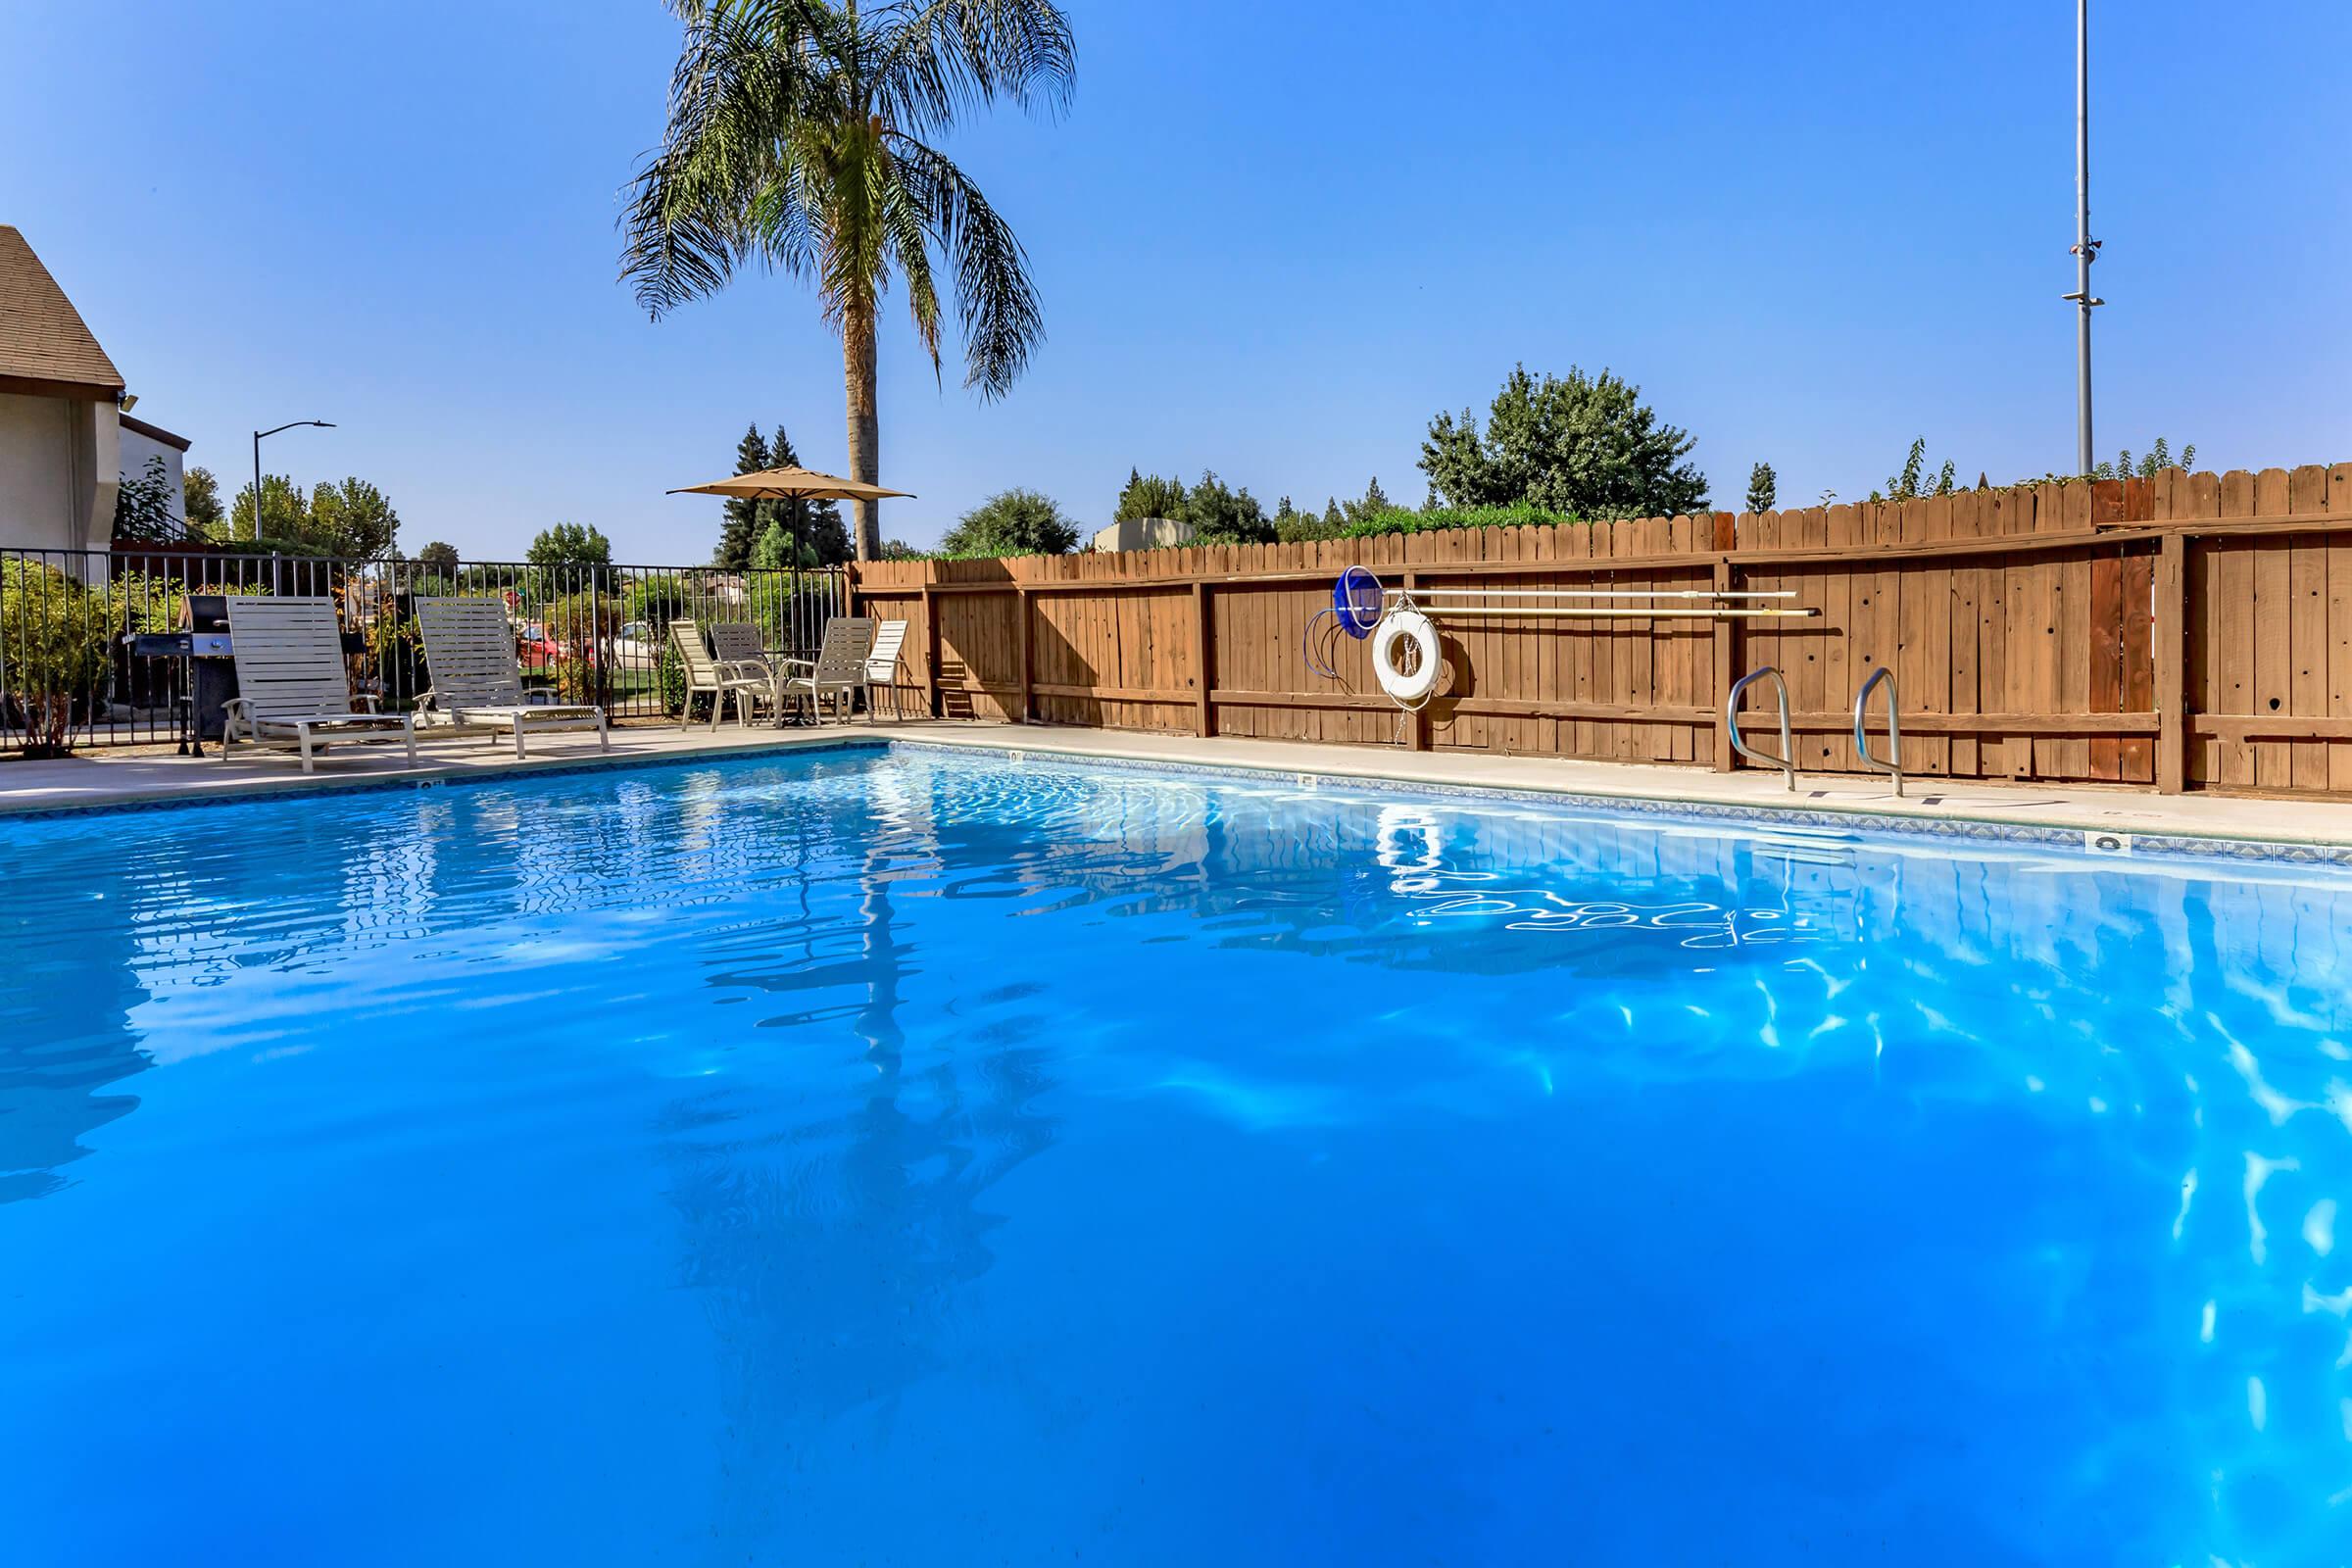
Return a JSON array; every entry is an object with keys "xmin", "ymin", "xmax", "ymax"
[
  {"xmin": 2156, "ymin": 532, "xmax": 2186, "ymax": 793},
  {"xmin": 1014, "ymin": 586, "xmax": 1032, "ymax": 724},
  {"xmin": 1194, "ymin": 581, "xmax": 1214, "ymax": 738},
  {"xmin": 1711, "ymin": 513, "xmax": 1738, "ymax": 772},
  {"xmin": 921, "ymin": 582, "xmax": 942, "ymax": 718}
]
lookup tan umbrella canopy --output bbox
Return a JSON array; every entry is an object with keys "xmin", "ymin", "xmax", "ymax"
[{"xmin": 668, "ymin": 465, "xmax": 914, "ymax": 502}]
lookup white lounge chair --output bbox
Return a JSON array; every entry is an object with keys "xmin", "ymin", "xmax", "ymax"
[
  {"xmin": 781, "ymin": 616, "xmax": 873, "ymax": 724},
  {"xmin": 864, "ymin": 618, "xmax": 910, "ymax": 720},
  {"xmin": 671, "ymin": 618, "xmax": 774, "ymax": 729},
  {"xmin": 414, "ymin": 596, "xmax": 609, "ymax": 759},
  {"xmin": 220, "ymin": 595, "xmax": 417, "ymax": 773}
]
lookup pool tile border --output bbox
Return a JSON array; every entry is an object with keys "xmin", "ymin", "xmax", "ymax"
[
  {"xmin": 880, "ymin": 740, "xmax": 2352, "ymax": 871},
  {"xmin": 6, "ymin": 731, "xmax": 2351, "ymax": 871}
]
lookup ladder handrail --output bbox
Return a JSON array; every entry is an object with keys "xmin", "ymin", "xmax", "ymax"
[
  {"xmin": 1725, "ymin": 666, "xmax": 1796, "ymax": 792},
  {"xmin": 1853, "ymin": 666, "xmax": 1904, "ymax": 797}
]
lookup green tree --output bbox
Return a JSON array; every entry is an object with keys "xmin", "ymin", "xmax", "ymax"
[
  {"xmin": 1179, "ymin": 469, "xmax": 1274, "ymax": 545},
  {"xmin": 713, "ymin": 422, "xmax": 771, "ymax": 569},
  {"xmin": 306, "ymin": 477, "xmax": 401, "ymax": 559},
  {"xmin": 1113, "ymin": 468, "xmax": 1188, "ymax": 522},
  {"xmin": 622, "ymin": 0, "xmax": 1077, "ymax": 562},
  {"xmin": 2092, "ymin": 437, "xmax": 2197, "ymax": 481},
  {"xmin": 415, "ymin": 540, "xmax": 462, "ymax": 574},
  {"xmin": 182, "ymin": 466, "xmax": 224, "ymax": 539},
  {"xmin": 527, "ymin": 522, "xmax": 612, "ymax": 567},
  {"xmin": 760, "ymin": 423, "xmax": 851, "ymax": 567},
  {"xmin": 1342, "ymin": 475, "xmax": 1393, "ymax": 526},
  {"xmin": 113, "ymin": 455, "xmax": 180, "ymax": 542},
  {"xmin": 1873, "ymin": 437, "xmax": 1957, "ymax": 503},
  {"xmin": 1745, "ymin": 461, "xmax": 1777, "ymax": 514},
  {"xmin": 231, "ymin": 472, "xmax": 309, "ymax": 541},
  {"xmin": 1321, "ymin": 498, "xmax": 1344, "ymax": 530},
  {"xmin": 939, "ymin": 489, "xmax": 1079, "ymax": 558},
  {"xmin": 1273, "ymin": 494, "xmax": 1343, "ymax": 544},
  {"xmin": 1420, "ymin": 364, "xmax": 1708, "ymax": 518}
]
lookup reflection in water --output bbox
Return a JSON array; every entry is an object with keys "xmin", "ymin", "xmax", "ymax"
[
  {"xmin": 1, "ymin": 747, "xmax": 2348, "ymax": 1563},
  {"xmin": 0, "ymin": 838, "xmax": 151, "ymax": 1203},
  {"xmin": 661, "ymin": 766, "xmax": 1057, "ymax": 1557}
]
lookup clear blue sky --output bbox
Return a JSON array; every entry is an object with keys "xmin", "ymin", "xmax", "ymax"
[{"xmin": 5, "ymin": 1, "xmax": 2346, "ymax": 561}]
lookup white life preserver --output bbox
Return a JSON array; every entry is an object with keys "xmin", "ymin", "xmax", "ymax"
[{"xmin": 1372, "ymin": 607, "xmax": 1444, "ymax": 706}]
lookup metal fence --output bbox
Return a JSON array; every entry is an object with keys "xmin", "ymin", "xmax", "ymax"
[{"xmin": 0, "ymin": 545, "xmax": 852, "ymax": 751}]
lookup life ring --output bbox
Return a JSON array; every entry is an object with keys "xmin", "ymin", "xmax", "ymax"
[{"xmin": 1373, "ymin": 608, "xmax": 1444, "ymax": 706}]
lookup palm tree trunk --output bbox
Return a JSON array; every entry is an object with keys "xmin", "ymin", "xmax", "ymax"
[{"xmin": 844, "ymin": 302, "xmax": 881, "ymax": 561}]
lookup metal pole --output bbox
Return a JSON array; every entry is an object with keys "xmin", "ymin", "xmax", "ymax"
[{"xmin": 2071, "ymin": 0, "xmax": 2098, "ymax": 475}]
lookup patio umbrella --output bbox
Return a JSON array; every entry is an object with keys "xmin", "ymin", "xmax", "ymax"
[
  {"xmin": 670, "ymin": 466, "xmax": 913, "ymax": 653},
  {"xmin": 667, "ymin": 466, "xmax": 914, "ymax": 503}
]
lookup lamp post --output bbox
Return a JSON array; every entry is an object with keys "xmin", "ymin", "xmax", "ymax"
[
  {"xmin": 251, "ymin": 419, "xmax": 336, "ymax": 538},
  {"xmin": 2062, "ymin": 0, "xmax": 2103, "ymax": 475}
]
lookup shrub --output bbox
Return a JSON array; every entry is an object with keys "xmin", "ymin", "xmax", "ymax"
[
  {"xmin": 625, "ymin": 572, "xmax": 691, "ymax": 631},
  {"xmin": 0, "ymin": 559, "xmax": 112, "ymax": 757},
  {"xmin": 1338, "ymin": 502, "xmax": 1582, "ymax": 540},
  {"xmin": 544, "ymin": 587, "xmax": 621, "ymax": 706}
]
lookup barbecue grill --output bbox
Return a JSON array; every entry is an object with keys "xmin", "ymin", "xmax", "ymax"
[{"xmin": 127, "ymin": 595, "xmax": 237, "ymax": 754}]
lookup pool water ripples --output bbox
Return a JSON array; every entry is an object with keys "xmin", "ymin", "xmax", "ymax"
[{"xmin": 1, "ymin": 747, "xmax": 2348, "ymax": 1565}]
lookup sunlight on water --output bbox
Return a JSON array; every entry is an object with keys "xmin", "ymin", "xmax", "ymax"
[{"xmin": 1, "ymin": 746, "xmax": 2349, "ymax": 1565}]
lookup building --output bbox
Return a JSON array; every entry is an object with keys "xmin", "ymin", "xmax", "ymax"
[
  {"xmin": 0, "ymin": 225, "xmax": 131, "ymax": 554},
  {"xmin": 118, "ymin": 412, "xmax": 192, "ymax": 519},
  {"xmin": 1091, "ymin": 516, "xmax": 1196, "ymax": 553}
]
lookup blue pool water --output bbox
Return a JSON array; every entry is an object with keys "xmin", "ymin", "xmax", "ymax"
[{"xmin": 4, "ymin": 745, "xmax": 2349, "ymax": 1565}]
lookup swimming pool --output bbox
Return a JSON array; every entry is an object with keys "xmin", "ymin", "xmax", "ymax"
[{"xmin": 3, "ymin": 743, "xmax": 2347, "ymax": 1565}]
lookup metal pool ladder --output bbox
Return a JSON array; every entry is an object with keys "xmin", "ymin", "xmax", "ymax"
[
  {"xmin": 1725, "ymin": 666, "xmax": 1796, "ymax": 792},
  {"xmin": 1853, "ymin": 666, "xmax": 1904, "ymax": 797}
]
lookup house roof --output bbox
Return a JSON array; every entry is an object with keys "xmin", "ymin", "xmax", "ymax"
[
  {"xmin": 0, "ymin": 225, "xmax": 125, "ymax": 400},
  {"xmin": 120, "ymin": 412, "xmax": 191, "ymax": 452}
]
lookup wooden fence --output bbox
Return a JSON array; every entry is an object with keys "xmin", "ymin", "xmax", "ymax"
[{"xmin": 848, "ymin": 463, "xmax": 2352, "ymax": 797}]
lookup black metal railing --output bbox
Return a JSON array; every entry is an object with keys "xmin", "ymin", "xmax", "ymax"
[{"xmin": 0, "ymin": 545, "xmax": 851, "ymax": 751}]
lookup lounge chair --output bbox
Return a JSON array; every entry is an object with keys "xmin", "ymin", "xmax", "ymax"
[
  {"xmin": 220, "ymin": 595, "xmax": 418, "ymax": 773},
  {"xmin": 671, "ymin": 618, "xmax": 775, "ymax": 729},
  {"xmin": 414, "ymin": 597, "xmax": 609, "ymax": 759},
  {"xmin": 864, "ymin": 618, "xmax": 910, "ymax": 720},
  {"xmin": 780, "ymin": 616, "xmax": 873, "ymax": 724}
]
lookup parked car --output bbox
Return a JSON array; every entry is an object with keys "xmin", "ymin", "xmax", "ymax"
[{"xmin": 613, "ymin": 620, "xmax": 661, "ymax": 669}]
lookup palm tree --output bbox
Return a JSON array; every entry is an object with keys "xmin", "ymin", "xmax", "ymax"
[{"xmin": 621, "ymin": 0, "xmax": 1075, "ymax": 560}]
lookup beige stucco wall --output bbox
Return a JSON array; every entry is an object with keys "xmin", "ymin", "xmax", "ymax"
[
  {"xmin": 1091, "ymin": 515, "xmax": 1196, "ymax": 553},
  {"xmin": 0, "ymin": 391, "xmax": 118, "ymax": 555}
]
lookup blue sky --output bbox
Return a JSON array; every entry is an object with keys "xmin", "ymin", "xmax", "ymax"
[{"xmin": 5, "ymin": 1, "xmax": 2346, "ymax": 561}]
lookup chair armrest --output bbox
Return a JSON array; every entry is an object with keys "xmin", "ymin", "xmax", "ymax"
[{"xmin": 354, "ymin": 694, "xmax": 382, "ymax": 713}]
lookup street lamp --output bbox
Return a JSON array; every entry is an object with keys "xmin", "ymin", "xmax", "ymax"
[{"xmin": 251, "ymin": 419, "xmax": 336, "ymax": 537}]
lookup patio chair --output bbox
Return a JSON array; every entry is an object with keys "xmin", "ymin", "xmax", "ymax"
[
  {"xmin": 708, "ymin": 620, "xmax": 771, "ymax": 671},
  {"xmin": 670, "ymin": 618, "xmax": 775, "ymax": 730},
  {"xmin": 414, "ymin": 597, "xmax": 609, "ymax": 759},
  {"xmin": 220, "ymin": 596, "xmax": 417, "ymax": 773},
  {"xmin": 780, "ymin": 616, "xmax": 873, "ymax": 724},
  {"xmin": 864, "ymin": 618, "xmax": 910, "ymax": 721}
]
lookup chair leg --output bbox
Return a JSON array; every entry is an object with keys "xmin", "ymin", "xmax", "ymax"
[{"xmin": 299, "ymin": 727, "xmax": 316, "ymax": 774}]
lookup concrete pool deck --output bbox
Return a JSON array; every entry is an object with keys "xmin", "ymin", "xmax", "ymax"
[{"xmin": 9, "ymin": 718, "xmax": 2352, "ymax": 849}]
